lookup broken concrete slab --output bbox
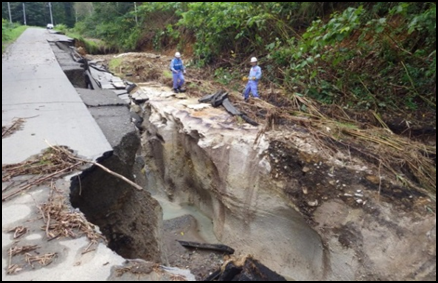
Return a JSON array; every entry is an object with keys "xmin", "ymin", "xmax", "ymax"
[
  {"xmin": 112, "ymin": 89, "xmax": 129, "ymax": 96},
  {"xmin": 130, "ymin": 88, "xmax": 150, "ymax": 104},
  {"xmin": 2, "ymin": 28, "xmax": 112, "ymax": 165},
  {"xmin": 76, "ymin": 88, "xmax": 128, "ymax": 107},
  {"xmin": 118, "ymin": 94, "xmax": 131, "ymax": 104},
  {"xmin": 87, "ymin": 106, "xmax": 134, "ymax": 149},
  {"xmin": 88, "ymin": 67, "xmax": 113, "ymax": 89},
  {"xmin": 88, "ymin": 65, "xmax": 128, "ymax": 90},
  {"xmin": 50, "ymin": 42, "xmax": 86, "ymax": 88},
  {"xmin": 111, "ymin": 77, "xmax": 126, "ymax": 89},
  {"xmin": 85, "ymin": 70, "xmax": 100, "ymax": 90}
]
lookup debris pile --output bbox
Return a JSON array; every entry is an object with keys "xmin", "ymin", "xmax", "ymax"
[
  {"xmin": 199, "ymin": 90, "xmax": 259, "ymax": 126},
  {"xmin": 2, "ymin": 146, "xmax": 85, "ymax": 202},
  {"xmin": 205, "ymin": 256, "xmax": 286, "ymax": 281}
]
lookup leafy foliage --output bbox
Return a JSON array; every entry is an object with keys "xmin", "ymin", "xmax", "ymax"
[
  {"xmin": 73, "ymin": 2, "xmax": 436, "ymax": 111},
  {"xmin": 1, "ymin": 2, "xmax": 75, "ymax": 27},
  {"xmin": 2, "ymin": 19, "xmax": 27, "ymax": 53},
  {"xmin": 73, "ymin": 2, "xmax": 141, "ymax": 51},
  {"xmin": 266, "ymin": 2, "xmax": 436, "ymax": 110}
]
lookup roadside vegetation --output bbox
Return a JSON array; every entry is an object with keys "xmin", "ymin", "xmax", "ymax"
[
  {"xmin": 2, "ymin": 19, "xmax": 27, "ymax": 53},
  {"xmin": 72, "ymin": 2, "xmax": 435, "ymax": 114},
  {"xmin": 2, "ymin": 3, "xmax": 434, "ymax": 194},
  {"xmin": 70, "ymin": 2, "xmax": 435, "ymax": 194}
]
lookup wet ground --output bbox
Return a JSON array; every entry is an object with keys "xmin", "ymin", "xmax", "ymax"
[{"xmin": 151, "ymin": 190, "xmax": 225, "ymax": 280}]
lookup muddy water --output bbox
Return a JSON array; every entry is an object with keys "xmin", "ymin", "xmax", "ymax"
[
  {"xmin": 149, "ymin": 191, "xmax": 219, "ymax": 244},
  {"xmin": 146, "ymin": 187, "xmax": 225, "ymax": 280}
]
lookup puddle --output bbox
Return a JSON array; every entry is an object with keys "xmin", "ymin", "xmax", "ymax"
[{"xmin": 150, "ymin": 192, "xmax": 218, "ymax": 244}]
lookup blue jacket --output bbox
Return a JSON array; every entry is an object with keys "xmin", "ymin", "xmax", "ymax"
[
  {"xmin": 170, "ymin": 58, "xmax": 184, "ymax": 72},
  {"xmin": 248, "ymin": 65, "xmax": 262, "ymax": 82}
]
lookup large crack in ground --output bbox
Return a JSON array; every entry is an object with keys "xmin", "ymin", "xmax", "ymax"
[{"xmin": 55, "ymin": 40, "xmax": 435, "ymax": 281}]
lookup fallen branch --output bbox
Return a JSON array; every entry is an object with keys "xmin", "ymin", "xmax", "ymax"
[
  {"xmin": 8, "ymin": 245, "xmax": 39, "ymax": 257},
  {"xmin": 7, "ymin": 226, "xmax": 28, "ymax": 239},
  {"xmin": 45, "ymin": 141, "xmax": 143, "ymax": 191},
  {"xmin": 2, "ymin": 118, "xmax": 25, "ymax": 138},
  {"xmin": 2, "ymin": 182, "xmax": 15, "ymax": 192},
  {"xmin": 6, "ymin": 264, "xmax": 23, "ymax": 275},
  {"xmin": 25, "ymin": 252, "xmax": 57, "ymax": 267},
  {"xmin": 90, "ymin": 162, "xmax": 143, "ymax": 191},
  {"xmin": 2, "ymin": 162, "xmax": 81, "ymax": 202},
  {"xmin": 177, "ymin": 240, "xmax": 235, "ymax": 254}
]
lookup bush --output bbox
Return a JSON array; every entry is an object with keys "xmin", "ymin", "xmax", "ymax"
[{"xmin": 55, "ymin": 24, "xmax": 68, "ymax": 34}]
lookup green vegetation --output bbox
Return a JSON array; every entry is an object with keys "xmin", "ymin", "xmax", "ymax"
[
  {"xmin": 71, "ymin": 2, "xmax": 435, "ymax": 113},
  {"xmin": 1, "ymin": 2, "xmax": 75, "ymax": 28},
  {"xmin": 73, "ymin": 2, "xmax": 142, "ymax": 51},
  {"xmin": 2, "ymin": 20, "xmax": 27, "ymax": 53},
  {"xmin": 108, "ymin": 57, "xmax": 123, "ymax": 74},
  {"xmin": 55, "ymin": 23, "xmax": 68, "ymax": 34},
  {"xmin": 4, "ymin": 2, "xmax": 431, "ymax": 112}
]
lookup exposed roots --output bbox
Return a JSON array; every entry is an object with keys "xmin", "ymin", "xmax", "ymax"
[{"xmin": 257, "ymin": 94, "xmax": 436, "ymax": 194}]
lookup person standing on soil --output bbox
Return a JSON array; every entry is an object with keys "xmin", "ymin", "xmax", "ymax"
[
  {"xmin": 170, "ymin": 52, "xmax": 186, "ymax": 93},
  {"xmin": 242, "ymin": 57, "xmax": 262, "ymax": 101}
]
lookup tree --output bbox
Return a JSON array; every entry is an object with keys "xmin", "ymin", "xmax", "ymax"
[
  {"xmin": 73, "ymin": 2, "xmax": 93, "ymax": 22},
  {"xmin": 1, "ymin": 2, "xmax": 75, "ymax": 27}
]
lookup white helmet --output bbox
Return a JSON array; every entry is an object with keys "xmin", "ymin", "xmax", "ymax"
[
  {"xmin": 175, "ymin": 52, "xmax": 181, "ymax": 58},
  {"xmin": 250, "ymin": 57, "xmax": 257, "ymax": 63}
]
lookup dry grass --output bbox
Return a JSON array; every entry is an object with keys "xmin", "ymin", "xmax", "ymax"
[
  {"xmin": 170, "ymin": 274, "xmax": 188, "ymax": 281},
  {"xmin": 88, "ymin": 52, "xmax": 436, "ymax": 195},
  {"xmin": 2, "ymin": 146, "xmax": 83, "ymax": 182},
  {"xmin": 2, "ymin": 146, "xmax": 85, "ymax": 202},
  {"xmin": 25, "ymin": 253, "xmax": 57, "ymax": 267},
  {"xmin": 8, "ymin": 245, "xmax": 39, "ymax": 257},
  {"xmin": 265, "ymin": 94, "xmax": 436, "ymax": 194},
  {"xmin": 2, "ymin": 118, "xmax": 25, "ymax": 138},
  {"xmin": 6, "ymin": 264, "xmax": 23, "ymax": 275},
  {"xmin": 115, "ymin": 262, "xmax": 157, "ymax": 277},
  {"xmin": 7, "ymin": 226, "xmax": 28, "ymax": 239},
  {"xmin": 39, "ymin": 182, "xmax": 104, "ymax": 249}
]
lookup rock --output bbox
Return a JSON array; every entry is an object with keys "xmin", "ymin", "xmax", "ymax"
[
  {"xmin": 205, "ymin": 256, "xmax": 286, "ymax": 281},
  {"xmin": 186, "ymin": 104, "xmax": 210, "ymax": 111},
  {"xmin": 302, "ymin": 166, "xmax": 311, "ymax": 173},
  {"xmin": 175, "ymin": 93, "xmax": 188, "ymax": 100},
  {"xmin": 366, "ymin": 175, "xmax": 380, "ymax": 184},
  {"xmin": 131, "ymin": 104, "xmax": 142, "ymax": 114}
]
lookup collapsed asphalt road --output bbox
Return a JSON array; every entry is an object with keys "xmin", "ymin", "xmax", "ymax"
[{"xmin": 2, "ymin": 28, "xmax": 122, "ymax": 281}]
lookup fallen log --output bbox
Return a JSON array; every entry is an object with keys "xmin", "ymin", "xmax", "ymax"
[{"xmin": 176, "ymin": 240, "xmax": 235, "ymax": 254}]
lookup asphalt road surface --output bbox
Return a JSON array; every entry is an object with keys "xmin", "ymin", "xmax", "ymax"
[{"xmin": 2, "ymin": 27, "xmax": 111, "ymax": 165}]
